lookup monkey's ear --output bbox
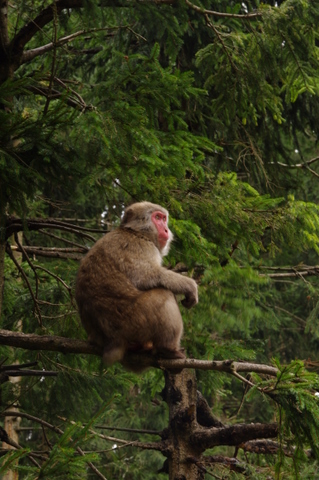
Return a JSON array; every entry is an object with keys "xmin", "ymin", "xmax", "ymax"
[{"xmin": 121, "ymin": 209, "xmax": 134, "ymax": 226}]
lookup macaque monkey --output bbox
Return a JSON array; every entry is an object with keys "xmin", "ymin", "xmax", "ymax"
[{"xmin": 75, "ymin": 201, "xmax": 198, "ymax": 369}]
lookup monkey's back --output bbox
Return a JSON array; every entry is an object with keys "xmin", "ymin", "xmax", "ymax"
[{"xmin": 75, "ymin": 228, "xmax": 161, "ymax": 346}]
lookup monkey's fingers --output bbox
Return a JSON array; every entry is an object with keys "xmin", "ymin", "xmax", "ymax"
[{"xmin": 181, "ymin": 296, "xmax": 197, "ymax": 309}]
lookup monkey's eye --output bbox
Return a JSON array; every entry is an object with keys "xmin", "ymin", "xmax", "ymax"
[{"xmin": 154, "ymin": 212, "xmax": 167, "ymax": 222}]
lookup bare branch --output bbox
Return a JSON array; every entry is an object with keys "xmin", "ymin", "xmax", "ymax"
[
  {"xmin": 11, "ymin": 245, "xmax": 87, "ymax": 254},
  {"xmin": 2, "ymin": 412, "xmax": 107, "ymax": 479},
  {"xmin": 11, "ymin": 245, "xmax": 84, "ymax": 260},
  {"xmin": 9, "ymin": 0, "xmax": 142, "ymax": 60},
  {"xmin": 9, "ymin": 0, "xmax": 85, "ymax": 53},
  {"xmin": 76, "ymin": 445, "xmax": 107, "ymax": 480},
  {"xmin": 0, "ymin": 361, "xmax": 57, "ymax": 385},
  {"xmin": 5, "ymin": 217, "xmax": 101, "ymax": 241},
  {"xmin": 42, "ymin": 1, "xmax": 58, "ymax": 115},
  {"xmin": 6, "ymin": 243, "xmax": 42, "ymax": 326},
  {"xmin": 37, "ymin": 229, "xmax": 91, "ymax": 249},
  {"xmin": 259, "ymin": 265, "xmax": 319, "ymax": 279},
  {"xmin": 0, "ymin": 422, "xmax": 41, "ymax": 467},
  {"xmin": 26, "ymin": 84, "xmax": 93, "ymax": 111},
  {"xmin": 239, "ymin": 439, "xmax": 312, "ymax": 458},
  {"xmin": 96, "ymin": 425, "xmax": 160, "ymax": 435},
  {"xmin": 185, "ymin": 0, "xmax": 262, "ymax": 19},
  {"xmin": 270, "ymin": 156, "xmax": 319, "ymax": 179},
  {"xmin": 157, "ymin": 358, "xmax": 279, "ymax": 376},
  {"xmin": 58, "ymin": 416, "xmax": 152, "ymax": 446},
  {"xmin": 273, "ymin": 156, "xmax": 319, "ymax": 168},
  {"xmin": 203, "ymin": 455, "xmax": 245, "ymax": 474},
  {"xmin": 302, "ymin": 166, "xmax": 319, "ymax": 178},
  {"xmin": 0, "ymin": 369, "xmax": 57, "ymax": 378},
  {"xmin": 14, "ymin": 233, "xmax": 43, "ymax": 324},
  {"xmin": 21, "ymin": 26, "xmax": 129, "ymax": 63},
  {"xmin": 34, "ymin": 265, "xmax": 74, "ymax": 300},
  {"xmin": 205, "ymin": 15, "xmax": 238, "ymax": 72}
]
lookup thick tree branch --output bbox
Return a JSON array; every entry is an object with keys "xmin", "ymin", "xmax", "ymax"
[
  {"xmin": 0, "ymin": 329, "xmax": 102, "ymax": 356},
  {"xmin": 9, "ymin": 0, "xmax": 145, "ymax": 56},
  {"xmin": 158, "ymin": 358, "xmax": 279, "ymax": 376},
  {"xmin": 9, "ymin": 0, "xmax": 85, "ymax": 53},
  {"xmin": 197, "ymin": 391, "xmax": 224, "ymax": 428},
  {"xmin": 192, "ymin": 422, "xmax": 278, "ymax": 450},
  {"xmin": 0, "ymin": 330, "xmax": 279, "ymax": 377}
]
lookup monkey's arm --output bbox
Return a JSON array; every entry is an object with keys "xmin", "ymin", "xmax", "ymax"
[
  {"xmin": 112, "ymin": 229, "xmax": 198, "ymax": 308},
  {"xmin": 132, "ymin": 265, "xmax": 198, "ymax": 308},
  {"xmin": 158, "ymin": 268, "xmax": 198, "ymax": 308}
]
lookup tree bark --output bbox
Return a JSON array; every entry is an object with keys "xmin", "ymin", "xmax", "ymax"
[
  {"xmin": 0, "ymin": 242, "xmax": 5, "ymax": 320},
  {"xmin": 162, "ymin": 369, "xmax": 205, "ymax": 480},
  {"xmin": 0, "ymin": 196, "xmax": 7, "ymax": 319},
  {"xmin": 1, "ymin": 235, "xmax": 23, "ymax": 480},
  {"xmin": 161, "ymin": 369, "xmax": 279, "ymax": 479}
]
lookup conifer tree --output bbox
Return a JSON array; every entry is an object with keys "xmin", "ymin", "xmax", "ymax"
[{"xmin": 1, "ymin": 0, "xmax": 319, "ymax": 478}]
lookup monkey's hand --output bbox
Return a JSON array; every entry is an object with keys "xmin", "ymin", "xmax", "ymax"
[{"xmin": 181, "ymin": 279, "xmax": 198, "ymax": 309}]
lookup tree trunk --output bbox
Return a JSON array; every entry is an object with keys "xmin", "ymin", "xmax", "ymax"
[
  {"xmin": 0, "ymin": 240, "xmax": 5, "ymax": 320},
  {"xmin": 163, "ymin": 369, "xmax": 205, "ymax": 480},
  {"xmin": 1, "ymin": 233, "xmax": 22, "ymax": 480},
  {"xmin": 2, "ymin": 378, "xmax": 20, "ymax": 480}
]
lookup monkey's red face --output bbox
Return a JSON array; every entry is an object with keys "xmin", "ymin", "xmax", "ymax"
[{"xmin": 151, "ymin": 211, "xmax": 170, "ymax": 248}]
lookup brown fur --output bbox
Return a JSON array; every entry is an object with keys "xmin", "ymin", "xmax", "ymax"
[{"xmin": 75, "ymin": 201, "xmax": 198, "ymax": 370}]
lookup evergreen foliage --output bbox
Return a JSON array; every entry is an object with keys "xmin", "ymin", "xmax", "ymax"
[{"xmin": 2, "ymin": 0, "xmax": 319, "ymax": 477}]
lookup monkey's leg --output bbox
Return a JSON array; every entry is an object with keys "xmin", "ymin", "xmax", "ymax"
[{"xmin": 134, "ymin": 289, "xmax": 185, "ymax": 359}]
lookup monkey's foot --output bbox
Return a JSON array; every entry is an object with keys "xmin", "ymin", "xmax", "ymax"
[
  {"xmin": 127, "ymin": 341, "xmax": 154, "ymax": 353},
  {"xmin": 157, "ymin": 348, "xmax": 186, "ymax": 360},
  {"xmin": 142, "ymin": 341, "xmax": 154, "ymax": 351},
  {"xmin": 103, "ymin": 344, "xmax": 126, "ymax": 365}
]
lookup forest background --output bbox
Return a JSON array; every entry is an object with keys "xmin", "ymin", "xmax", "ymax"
[{"xmin": 2, "ymin": 0, "xmax": 319, "ymax": 478}]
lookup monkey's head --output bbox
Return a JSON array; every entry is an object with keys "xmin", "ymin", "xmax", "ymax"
[{"xmin": 121, "ymin": 201, "xmax": 173, "ymax": 256}]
